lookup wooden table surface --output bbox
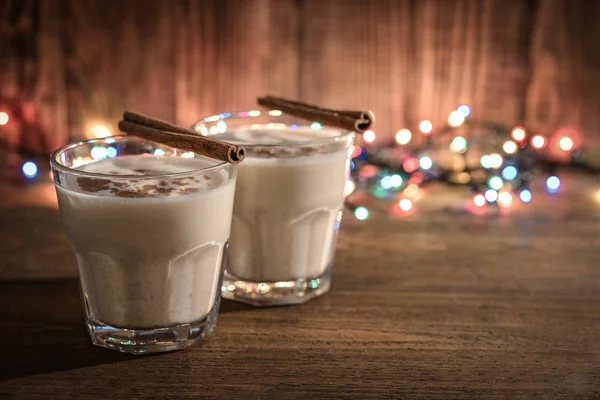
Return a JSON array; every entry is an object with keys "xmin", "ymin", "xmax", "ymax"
[{"xmin": 1, "ymin": 177, "xmax": 600, "ymax": 399}]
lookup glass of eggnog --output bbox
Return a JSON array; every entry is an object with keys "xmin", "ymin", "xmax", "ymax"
[
  {"xmin": 51, "ymin": 135, "xmax": 236, "ymax": 354},
  {"xmin": 194, "ymin": 111, "xmax": 354, "ymax": 306}
]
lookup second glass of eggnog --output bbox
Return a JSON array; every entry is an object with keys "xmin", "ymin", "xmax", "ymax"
[
  {"xmin": 51, "ymin": 136, "xmax": 237, "ymax": 354},
  {"xmin": 194, "ymin": 111, "xmax": 354, "ymax": 306}
]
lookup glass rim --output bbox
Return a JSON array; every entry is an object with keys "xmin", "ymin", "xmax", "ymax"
[
  {"xmin": 192, "ymin": 110, "xmax": 355, "ymax": 149},
  {"xmin": 50, "ymin": 135, "xmax": 231, "ymax": 180}
]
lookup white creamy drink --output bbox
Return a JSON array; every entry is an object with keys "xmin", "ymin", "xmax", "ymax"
[
  {"xmin": 219, "ymin": 128, "xmax": 351, "ymax": 283},
  {"xmin": 55, "ymin": 155, "xmax": 236, "ymax": 329}
]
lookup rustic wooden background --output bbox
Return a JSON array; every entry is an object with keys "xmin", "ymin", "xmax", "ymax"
[{"xmin": 1, "ymin": 0, "xmax": 600, "ymax": 164}]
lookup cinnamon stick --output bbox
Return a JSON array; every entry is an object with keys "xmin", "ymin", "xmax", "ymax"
[
  {"xmin": 119, "ymin": 112, "xmax": 245, "ymax": 164},
  {"xmin": 257, "ymin": 95, "xmax": 374, "ymax": 134}
]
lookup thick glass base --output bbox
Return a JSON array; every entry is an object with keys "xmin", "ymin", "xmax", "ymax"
[
  {"xmin": 86, "ymin": 299, "xmax": 220, "ymax": 355},
  {"xmin": 221, "ymin": 264, "xmax": 332, "ymax": 307}
]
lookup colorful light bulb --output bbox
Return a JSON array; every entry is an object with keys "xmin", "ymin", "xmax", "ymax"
[
  {"xmin": 419, "ymin": 156, "xmax": 433, "ymax": 170},
  {"xmin": 503, "ymin": 140, "xmax": 518, "ymax": 154},
  {"xmin": 559, "ymin": 137, "xmax": 574, "ymax": 151},
  {"xmin": 395, "ymin": 129, "xmax": 412, "ymax": 145},
  {"xmin": 380, "ymin": 176, "xmax": 392, "ymax": 190},
  {"xmin": 488, "ymin": 153, "xmax": 503, "ymax": 169},
  {"xmin": 0, "ymin": 111, "xmax": 9, "ymax": 126},
  {"xmin": 484, "ymin": 189, "xmax": 498, "ymax": 203},
  {"xmin": 363, "ymin": 130, "xmax": 376, "ymax": 143},
  {"xmin": 511, "ymin": 127, "xmax": 526, "ymax": 142},
  {"xmin": 498, "ymin": 191, "xmax": 513, "ymax": 208},
  {"xmin": 390, "ymin": 174, "xmax": 403, "ymax": 188},
  {"xmin": 22, "ymin": 161, "xmax": 38, "ymax": 178},
  {"xmin": 502, "ymin": 166, "xmax": 517, "ymax": 181},
  {"xmin": 488, "ymin": 176, "xmax": 504, "ymax": 190},
  {"xmin": 546, "ymin": 176, "xmax": 560, "ymax": 192},
  {"xmin": 520, "ymin": 189, "xmax": 532, "ymax": 203},
  {"xmin": 531, "ymin": 135, "xmax": 546, "ymax": 149},
  {"xmin": 473, "ymin": 194, "xmax": 486, "ymax": 207},
  {"xmin": 448, "ymin": 111, "xmax": 465, "ymax": 127},
  {"xmin": 399, "ymin": 198, "xmax": 413, "ymax": 211},
  {"xmin": 450, "ymin": 136, "xmax": 467, "ymax": 153},
  {"xmin": 419, "ymin": 120, "xmax": 433, "ymax": 134},
  {"xmin": 457, "ymin": 104, "xmax": 471, "ymax": 118},
  {"xmin": 354, "ymin": 206, "xmax": 369, "ymax": 220}
]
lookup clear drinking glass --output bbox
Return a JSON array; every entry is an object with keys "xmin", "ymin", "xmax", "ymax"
[
  {"xmin": 194, "ymin": 111, "xmax": 354, "ymax": 306},
  {"xmin": 50, "ymin": 136, "xmax": 237, "ymax": 354}
]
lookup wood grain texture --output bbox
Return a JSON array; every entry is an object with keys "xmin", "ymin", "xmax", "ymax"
[
  {"xmin": 1, "ymin": 175, "xmax": 600, "ymax": 398},
  {"xmin": 173, "ymin": 0, "xmax": 299, "ymax": 128},
  {"xmin": 65, "ymin": 0, "xmax": 176, "ymax": 136},
  {"xmin": 2, "ymin": 0, "xmax": 600, "ymax": 159}
]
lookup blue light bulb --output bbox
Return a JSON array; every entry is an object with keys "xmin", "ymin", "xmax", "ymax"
[
  {"xmin": 546, "ymin": 176, "xmax": 560, "ymax": 193},
  {"xmin": 457, "ymin": 104, "xmax": 471, "ymax": 118},
  {"xmin": 380, "ymin": 176, "xmax": 392, "ymax": 190},
  {"xmin": 520, "ymin": 189, "xmax": 532, "ymax": 203},
  {"xmin": 502, "ymin": 166, "xmax": 517, "ymax": 181},
  {"xmin": 22, "ymin": 161, "xmax": 38, "ymax": 179}
]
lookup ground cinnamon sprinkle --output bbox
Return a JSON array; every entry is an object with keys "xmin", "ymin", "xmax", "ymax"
[
  {"xmin": 114, "ymin": 190, "xmax": 147, "ymax": 198},
  {"xmin": 171, "ymin": 179, "xmax": 190, "ymax": 186},
  {"xmin": 77, "ymin": 178, "xmax": 111, "ymax": 192},
  {"xmin": 77, "ymin": 176, "xmax": 203, "ymax": 197}
]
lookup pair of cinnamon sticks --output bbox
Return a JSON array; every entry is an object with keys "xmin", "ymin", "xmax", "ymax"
[{"xmin": 118, "ymin": 97, "xmax": 374, "ymax": 164}]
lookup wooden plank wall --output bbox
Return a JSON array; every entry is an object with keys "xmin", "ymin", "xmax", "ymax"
[{"xmin": 1, "ymin": 0, "xmax": 600, "ymax": 168}]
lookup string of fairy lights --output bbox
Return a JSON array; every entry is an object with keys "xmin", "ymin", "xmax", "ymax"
[
  {"xmin": 2, "ymin": 104, "xmax": 598, "ymax": 221},
  {"xmin": 344, "ymin": 104, "xmax": 600, "ymax": 220}
]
